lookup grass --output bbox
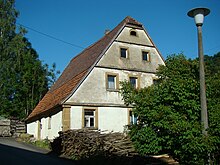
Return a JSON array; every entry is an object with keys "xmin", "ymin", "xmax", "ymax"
[
  {"xmin": 16, "ymin": 133, "xmax": 51, "ymax": 150},
  {"xmin": 32, "ymin": 139, "xmax": 51, "ymax": 150}
]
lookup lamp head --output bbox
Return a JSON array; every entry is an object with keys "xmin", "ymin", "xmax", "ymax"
[{"xmin": 187, "ymin": 7, "xmax": 210, "ymax": 26}]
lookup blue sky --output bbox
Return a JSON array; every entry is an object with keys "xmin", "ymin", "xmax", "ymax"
[{"xmin": 15, "ymin": 0, "xmax": 220, "ymax": 73}]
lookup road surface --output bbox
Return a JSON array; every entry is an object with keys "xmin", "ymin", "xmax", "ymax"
[{"xmin": 0, "ymin": 137, "xmax": 75, "ymax": 165}]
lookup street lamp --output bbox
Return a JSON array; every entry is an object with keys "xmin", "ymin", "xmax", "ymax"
[{"xmin": 187, "ymin": 7, "xmax": 210, "ymax": 136}]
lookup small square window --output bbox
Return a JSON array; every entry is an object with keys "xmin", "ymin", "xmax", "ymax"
[
  {"xmin": 130, "ymin": 77, "xmax": 138, "ymax": 89},
  {"xmin": 120, "ymin": 48, "xmax": 127, "ymax": 58},
  {"xmin": 142, "ymin": 51, "xmax": 150, "ymax": 61}
]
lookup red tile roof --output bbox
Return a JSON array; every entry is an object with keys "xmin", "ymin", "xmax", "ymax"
[{"xmin": 26, "ymin": 16, "xmax": 155, "ymax": 123}]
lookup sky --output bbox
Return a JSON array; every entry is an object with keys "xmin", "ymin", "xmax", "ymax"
[{"xmin": 15, "ymin": 0, "xmax": 220, "ymax": 73}]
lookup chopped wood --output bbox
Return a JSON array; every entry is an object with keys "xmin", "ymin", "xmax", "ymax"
[{"xmin": 51, "ymin": 129, "xmax": 137, "ymax": 159}]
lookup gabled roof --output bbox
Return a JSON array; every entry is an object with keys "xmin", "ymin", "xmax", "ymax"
[{"xmin": 26, "ymin": 16, "xmax": 162, "ymax": 123}]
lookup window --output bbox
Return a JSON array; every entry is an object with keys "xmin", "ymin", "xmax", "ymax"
[
  {"xmin": 130, "ymin": 30, "xmax": 137, "ymax": 36},
  {"xmin": 153, "ymin": 79, "xmax": 159, "ymax": 85},
  {"xmin": 142, "ymin": 51, "xmax": 150, "ymax": 61},
  {"xmin": 129, "ymin": 77, "xmax": 138, "ymax": 89},
  {"xmin": 120, "ymin": 48, "xmax": 128, "ymax": 58},
  {"xmin": 129, "ymin": 111, "xmax": 137, "ymax": 125},
  {"xmin": 108, "ymin": 75, "xmax": 116, "ymax": 89},
  {"xmin": 48, "ymin": 116, "xmax": 51, "ymax": 129},
  {"xmin": 106, "ymin": 73, "xmax": 119, "ymax": 90},
  {"xmin": 84, "ymin": 110, "xmax": 95, "ymax": 128}
]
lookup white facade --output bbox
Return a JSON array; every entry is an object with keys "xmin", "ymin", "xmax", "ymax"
[
  {"xmin": 27, "ymin": 111, "xmax": 62, "ymax": 139},
  {"xmin": 69, "ymin": 106, "xmax": 128, "ymax": 133},
  {"xmin": 27, "ymin": 121, "xmax": 38, "ymax": 139},
  {"xmin": 70, "ymin": 106, "xmax": 83, "ymax": 129},
  {"xmin": 98, "ymin": 107, "xmax": 128, "ymax": 132}
]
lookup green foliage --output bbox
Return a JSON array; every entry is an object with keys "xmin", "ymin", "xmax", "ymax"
[
  {"xmin": 120, "ymin": 53, "xmax": 220, "ymax": 164},
  {"xmin": 33, "ymin": 139, "xmax": 51, "ymax": 150},
  {"xmin": 0, "ymin": 0, "xmax": 59, "ymax": 119}
]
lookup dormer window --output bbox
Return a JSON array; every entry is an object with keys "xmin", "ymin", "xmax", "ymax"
[{"xmin": 130, "ymin": 30, "xmax": 137, "ymax": 36}]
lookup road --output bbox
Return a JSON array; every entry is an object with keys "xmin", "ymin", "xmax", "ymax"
[{"xmin": 0, "ymin": 137, "xmax": 75, "ymax": 165}]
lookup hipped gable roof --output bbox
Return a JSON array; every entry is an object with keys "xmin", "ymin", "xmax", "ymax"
[{"xmin": 26, "ymin": 16, "xmax": 161, "ymax": 123}]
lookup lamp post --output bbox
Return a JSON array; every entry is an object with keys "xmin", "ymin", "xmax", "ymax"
[{"xmin": 187, "ymin": 7, "xmax": 210, "ymax": 136}]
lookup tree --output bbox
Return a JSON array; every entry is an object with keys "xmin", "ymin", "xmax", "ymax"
[
  {"xmin": 0, "ymin": 0, "xmax": 59, "ymax": 119},
  {"xmin": 120, "ymin": 53, "xmax": 220, "ymax": 164}
]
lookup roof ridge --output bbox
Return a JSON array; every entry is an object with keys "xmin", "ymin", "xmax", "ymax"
[{"xmin": 124, "ymin": 16, "xmax": 143, "ymax": 27}]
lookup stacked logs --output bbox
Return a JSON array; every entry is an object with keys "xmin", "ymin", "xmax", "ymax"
[{"xmin": 51, "ymin": 129, "xmax": 137, "ymax": 159}]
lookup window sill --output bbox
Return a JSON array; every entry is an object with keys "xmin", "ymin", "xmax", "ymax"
[
  {"xmin": 106, "ymin": 89, "xmax": 119, "ymax": 92},
  {"xmin": 83, "ymin": 127, "xmax": 98, "ymax": 130},
  {"xmin": 142, "ymin": 60, "xmax": 151, "ymax": 63}
]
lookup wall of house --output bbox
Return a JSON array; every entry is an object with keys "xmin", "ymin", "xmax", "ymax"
[
  {"xmin": 27, "ymin": 111, "xmax": 62, "ymax": 140},
  {"xmin": 27, "ymin": 121, "xmax": 38, "ymax": 138},
  {"xmin": 98, "ymin": 107, "xmax": 128, "ymax": 132},
  {"xmin": 49, "ymin": 111, "xmax": 62, "ymax": 139},
  {"xmin": 69, "ymin": 106, "xmax": 129, "ymax": 133},
  {"xmin": 70, "ymin": 106, "xmax": 82, "ymax": 129},
  {"xmin": 116, "ymin": 27, "xmax": 153, "ymax": 46},
  {"xmin": 97, "ymin": 27, "xmax": 165, "ymax": 73},
  {"xmin": 66, "ymin": 67, "xmax": 155, "ymax": 105},
  {"xmin": 41, "ymin": 117, "xmax": 47, "ymax": 139}
]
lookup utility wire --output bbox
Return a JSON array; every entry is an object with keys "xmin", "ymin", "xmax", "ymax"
[
  {"xmin": 17, "ymin": 23, "xmax": 85, "ymax": 49},
  {"xmin": 205, "ymin": 45, "xmax": 220, "ymax": 53}
]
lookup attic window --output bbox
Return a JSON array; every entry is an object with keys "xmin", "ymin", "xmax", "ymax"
[
  {"xmin": 130, "ymin": 30, "xmax": 137, "ymax": 36},
  {"xmin": 120, "ymin": 48, "xmax": 128, "ymax": 58},
  {"xmin": 142, "ymin": 51, "xmax": 150, "ymax": 61}
]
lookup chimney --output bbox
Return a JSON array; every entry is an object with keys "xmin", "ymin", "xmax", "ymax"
[{"xmin": 104, "ymin": 29, "xmax": 110, "ymax": 35}]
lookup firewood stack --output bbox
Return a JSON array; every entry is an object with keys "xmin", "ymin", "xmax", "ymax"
[{"xmin": 51, "ymin": 129, "xmax": 137, "ymax": 160}]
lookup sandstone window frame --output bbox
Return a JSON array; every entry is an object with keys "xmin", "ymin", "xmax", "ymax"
[
  {"xmin": 106, "ymin": 72, "xmax": 119, "ymax": 91},
  {"xmin": 82, "ymin": 107, "xmax": 98, "ymax": 129},
  {"xmin": 120, "ymin": 47, "xmax": 129, "ymax": 59},
  {"xmin": 130, "ymin": 29, "xmax": 138, "ymax": 37},
  {"xmin": 128, "ymin": 75, "xmax": 140, "ymax": 89},
  {"xmin": 48, "ymin": 116, "xmax": 51, "ymax": 129},
  {"xmin": 142, "ymin": 50, "xmax": 151, "ymax": 62},
  {"xmin": 128, "ymin": 109, "xmax": 138, "ymax": 125}
]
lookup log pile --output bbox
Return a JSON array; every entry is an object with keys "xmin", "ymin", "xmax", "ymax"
[{"xmin": 51, "ymin": 129, "xmax": 137, "ymax": 160}]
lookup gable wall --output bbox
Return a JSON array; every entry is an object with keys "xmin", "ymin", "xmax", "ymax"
[
  {"xmin": 66, "ymin": 27, "xmax": 163, "ymax": 105},
  {"xmin": 97, "ymin": 27, "xmax": 164, "ymax": 72},
  {"xmin": 66, "ymin": 67, "xmax": 156, "ymax": 105},
  {"xmin": 116, "ymin": 27, "xmax": 153, "ymax": 46}
]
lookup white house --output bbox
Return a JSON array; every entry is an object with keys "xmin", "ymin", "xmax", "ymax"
[{"xmin": 26, "ymin": 16, "xmax": 165, "ymax": 140}]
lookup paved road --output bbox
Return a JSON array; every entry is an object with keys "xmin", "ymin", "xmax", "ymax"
[{"xmin": 0, "ymin": 137, "xmax": 75, "ymax": 165}]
